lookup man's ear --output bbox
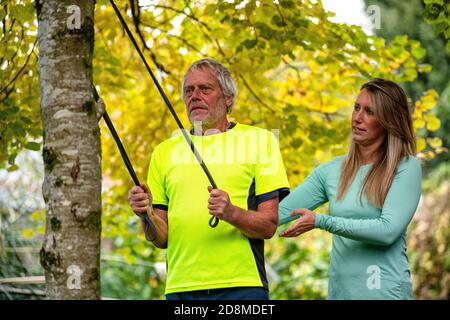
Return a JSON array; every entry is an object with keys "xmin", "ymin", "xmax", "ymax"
[{"xmin": 225, "ymin": 96, "xmax": 233, "ymax": 112}]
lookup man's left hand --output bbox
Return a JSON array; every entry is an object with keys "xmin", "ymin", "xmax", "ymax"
[{"xmin": 207, "ymin": 186, "xmax": 235, "ymax": 221}]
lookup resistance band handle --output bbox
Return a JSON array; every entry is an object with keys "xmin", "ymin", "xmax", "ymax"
[
  {"xmin": 93, "ymin": 85, "xmax": 158, "ymax": 240},
  {"xmin": 209, "ymin": 216, "xmax": 219, "ymax": 228}
]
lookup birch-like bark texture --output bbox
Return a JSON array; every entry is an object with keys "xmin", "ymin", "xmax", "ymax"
[{"xmin": 36, "ymin": 0, "xmax": 101, "ymax": 299}]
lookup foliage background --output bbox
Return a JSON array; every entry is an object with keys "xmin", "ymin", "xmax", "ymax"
[{"xmin": 0, "ymin": 0, "xmax": 448, "ymax": 299}]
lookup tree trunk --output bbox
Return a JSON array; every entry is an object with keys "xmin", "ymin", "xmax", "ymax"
[{"xmin": 36, "ymin": 0, "xmax": 101, "ymax": 299}]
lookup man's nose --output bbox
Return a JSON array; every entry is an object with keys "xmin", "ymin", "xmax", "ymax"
[{"xmin": 190, "ymin": 87, "xmax": 201, "ymax": 100}]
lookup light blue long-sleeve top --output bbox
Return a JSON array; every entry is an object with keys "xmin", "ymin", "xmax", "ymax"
[{"xmin": 278, "ymin": 155, "xmax": 422, "ymax": 299}]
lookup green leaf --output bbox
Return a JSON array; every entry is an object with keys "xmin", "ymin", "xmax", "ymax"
[
  {"xmin": 255, "ymin": 22, "xmax": 275, "ymax": 39},
  {"xmin": 7, "ymin": 106, "xmax": 20, "ymax": 115},
  {"xmin": 242, "ymin": 38, "xmax": 257, "ymax": 49},
  {"xmin": 412, "ymin": 46, "xmax": 426, "ymax": 59},
  {"xmin": 20, "ymin": 116, "xmax": 33, "ymax": 125},
  {"xmin": 25, "ymin": 141, "xmax": 41, "ymax": 151},
  {"xmin": 423, "ymin": 0, "xmax": 443, "ymax": 5},
  {"xmin": 204, "ymin": 4, "xmax": 216, "ymax": 16},
  {"xmin": 279, "ymin": 0, "xmax": 295, "ymax": 9},
  {"xmin": 22, "ymin": 96, "xmax": 35, "ymax": 105},
  {"xmin": 291, "ymin": 138, "xmax": 303, "ymax": 149},
  {"xmin": 0, "ymin": 8, "xmax": 6, "ymax": 21},
  {"xmin": 404, "ymin": 68, "xmax": 418, "ymax": 80},
  {"xmin": 7, "ymin": 164, "xmax": 19, "ymax": 172},
  {"xmin": 393, "ymin": 35, "xmax": 409, "ymax": 46},
  {"xmin": 245, "ymin": 2, "xmax": 257, "ymax": 16},
  {"xmin": 417, "ymin": 63, "xmax": 432, "ymax": 73},
  {"xmin": 271, "ymin": 15, "xmax": 287, "ymax": 28}
]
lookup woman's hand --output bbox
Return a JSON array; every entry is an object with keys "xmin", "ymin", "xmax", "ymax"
[{"xmin": 279, "ymin": 208, "xmax": 316, "ymax": 237}]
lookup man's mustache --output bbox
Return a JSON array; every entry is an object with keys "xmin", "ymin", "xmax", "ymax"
[{"xmin": 189, "ymin": 103, "xmax": 209, "ymax": 111}]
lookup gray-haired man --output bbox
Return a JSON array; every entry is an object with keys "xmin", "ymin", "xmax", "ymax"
[{"xmin": 128, "ymin": 58, "xmax": 290, "ymax": 300}]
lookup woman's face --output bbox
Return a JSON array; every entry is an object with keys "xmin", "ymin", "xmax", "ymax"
[{"xmin": 352, "ymin": 89, "xmax": 385, "ymax": 146}]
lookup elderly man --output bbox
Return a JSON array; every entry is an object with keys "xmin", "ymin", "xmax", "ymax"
[{"xmin": 128, "ymin": 58, "xmax": 289, "ymax": 300}]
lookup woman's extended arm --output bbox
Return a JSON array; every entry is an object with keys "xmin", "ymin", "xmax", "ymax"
[
  {"xmin": 278, "ymin": 163, "xmax": 329, "ymax": 225},
  {"xmin": 315, "ymin": 159, "xmax": 421, "ymax": 246}
]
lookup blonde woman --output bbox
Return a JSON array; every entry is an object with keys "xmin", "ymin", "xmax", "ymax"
[{"xmin": 278, "ymin": 78, "xmax": 421, "ymax": 299}]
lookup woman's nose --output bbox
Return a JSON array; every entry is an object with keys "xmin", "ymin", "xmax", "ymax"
[{"xmin": 353, "ymin": 110, "xmax": 363, "ymax": 122}]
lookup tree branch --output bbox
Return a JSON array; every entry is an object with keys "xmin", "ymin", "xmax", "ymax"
[
  {"xmin": 137, "ymin": 20, "xmax": 205, "ymax": 56},
  {"xmin": 239, "ymin": 74, "xmax": 276, "ymax": 113},
  {"xmin": 0, "ymin": 38, "xmax": 37, "ymax": 96},
  {"xmin": 0, "ymin": 16, "xmax": 17, "ymax": 66},
  {"xmin": 140, "ymin": 3, "xmax": 212, "ymax": 31},
  {"xmin": 129, "ymin": 0, "xmax": 171, "ymax": 75},
  {"xmin": 0, "ymin": 84, "xmax": 15, "ymax": 104}
]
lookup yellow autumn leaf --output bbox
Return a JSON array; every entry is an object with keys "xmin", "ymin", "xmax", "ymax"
[
  {"xmin": 31, "ymin": 210, "xmax": 44, "ymax": 221},
  {"xmin": 424, "ymin": 112, "xmax": 441, "ymax": 131},
  {"xmin": 423, "ymin": 150, "xmax": 435, "ymax": 160},
  {"xmin": 416, "ymin": 137, "xmax": 426, "ymax": 152},
  {"xmin": 435, "ymin": 146, "xmax": 448, "ymax": 154},
  {"xmin": 421, "ymin": 90, "xmax": 438, "ymax": 111},
  {"xmin": 427, "ymin": 137, "xmax": 442, "ymax": 148},
  {"xmin": 414, "ymin": 101, "xmax": 423, "ymax": 112},
  {"xmin": 22, "ymin": 229, "xmax": 35, "ymax": 239},
  {"xmin": 413, "ymin": 117, "xmax": 425, "ymax": 129},
  {"xmin": 308, "ymin": 60, "xmax": 320, "ymax": 73}
]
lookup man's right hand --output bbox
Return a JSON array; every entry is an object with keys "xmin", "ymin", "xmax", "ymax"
[
  {"xmin": 128, "ymin": 184, "xmax": 152, "ymax": 217},
  {"xmin": 128, "ymin": 184, "xmax": 168, "ymax": 248}
]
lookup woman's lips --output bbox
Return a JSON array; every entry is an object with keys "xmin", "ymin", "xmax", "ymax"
[{"xmin": 352, "ymin": 126, "xmax": 366, "ymax": 133}]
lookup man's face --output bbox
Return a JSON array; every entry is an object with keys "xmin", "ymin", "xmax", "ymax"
[{"xmin": 183, "ymin": 68, "xmax": 232, "ymax": 127}]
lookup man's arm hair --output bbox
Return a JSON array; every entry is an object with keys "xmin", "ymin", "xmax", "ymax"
[
  {"xmin": 141, "ymin": 207, "xmax": 168, "ymax": 249},
  {"xmin": 226, "ymin": 196, "xmax": 279, "ymax": 239}
]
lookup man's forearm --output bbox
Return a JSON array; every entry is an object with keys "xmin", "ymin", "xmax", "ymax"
[
  {"xmin": 224, "ymin": 205, "xmax": 277, "ymax": 239},
  {"xmin": 140, "ymin": 207, "xmax": 168, "ymax": 248}
]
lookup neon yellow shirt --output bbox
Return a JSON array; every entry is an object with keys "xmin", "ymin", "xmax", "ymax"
[{"xmin": 147, "ymin": 123, "xmax": 289, "ymax": 294}]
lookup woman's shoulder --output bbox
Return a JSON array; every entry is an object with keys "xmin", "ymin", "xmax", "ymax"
[
  {"xmin": 310, "ymin": 155, "xmax": 345, "ymax": 178},
  {"xmin": 316, "ymin": 155, "xmax": 345, "ymax": 171},
  {"xmin": 397, "ymin": 155, "xmax": 422, "ymax": 174}
]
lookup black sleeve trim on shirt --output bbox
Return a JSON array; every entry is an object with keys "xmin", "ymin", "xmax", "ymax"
[
  {"xmin": 255, "ymin": 187, "xmax": 290, "ymax": 206},
  {"xmin": 278, "ymin": 187, "xmax": 290, "ymax": 202},
  {"xmin": 152, "ymin": 204, "xmax": 168, "ymax": 211}
]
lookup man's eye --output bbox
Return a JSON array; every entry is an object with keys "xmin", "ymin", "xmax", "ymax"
[
  {"xmin": 185, "ymin": 88, "xmax": 193, "ymax": 95},
  {"xmin": 201, "ymin": 87, "xmax": 211, "ymax": 93}
]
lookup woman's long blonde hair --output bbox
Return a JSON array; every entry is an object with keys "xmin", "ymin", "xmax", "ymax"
[{"xmin": 337, "ymin": 78, "xmax": 416, "ymax": 208}]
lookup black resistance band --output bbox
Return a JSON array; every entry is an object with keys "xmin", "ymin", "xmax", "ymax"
[
  {"xmin": 108, "ymin": 0, "xmax": 219, "ymax": 228},
  {"xmin": 93, "ymin": 86, "xmax": 157, "ymax": 241}
]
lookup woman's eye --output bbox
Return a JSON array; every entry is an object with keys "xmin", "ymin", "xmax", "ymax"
[{"xmin": 354, "ymin": 105, "xmax": 360, "ymax": 111}]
